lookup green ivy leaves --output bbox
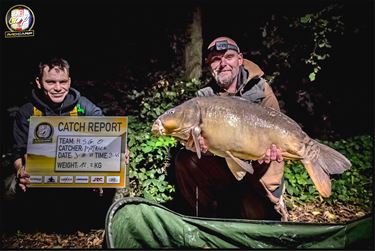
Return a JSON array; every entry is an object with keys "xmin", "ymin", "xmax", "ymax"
[
  {"xmin": 299, "ymin": 5, "xmax": 343, "ymax": 82},
  {"xmin": 285, "ymin": 135, "xmax": 373, "ymax": 210},
  {"xmin": 126, "ymin": 78, "xmax": 201, "ymax": 203}
]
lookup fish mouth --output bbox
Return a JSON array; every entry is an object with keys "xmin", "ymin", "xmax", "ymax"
[
  {"xmin": 151, "ymin": 119, "xmax": 165, "ymax": 135},
  {"xmin": 151, "ymin": 119, "xmax": 190, "ymax": 141}
]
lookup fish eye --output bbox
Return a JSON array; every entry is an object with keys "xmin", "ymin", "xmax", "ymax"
[{"xmin": 166, "ymin": 109, "xmax": 175, "ymax": 115}]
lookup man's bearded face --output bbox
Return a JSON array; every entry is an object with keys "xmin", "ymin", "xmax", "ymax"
[{"xmin": 208, "ymin": 50, "xmax": 243, "ymax": 89}]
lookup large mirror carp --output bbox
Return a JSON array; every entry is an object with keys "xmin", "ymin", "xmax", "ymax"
[{"xmin": 151, "ymin": 96, "xmax": 351, "ymax": 198}]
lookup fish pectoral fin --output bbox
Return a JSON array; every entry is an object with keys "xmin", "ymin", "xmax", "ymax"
[
  {"xmin": 225, "ymin": 158, "xmax": 247, "ymax": 181},
  {"xmin": 191, "ymin": 126, "xmax": 201, "ymax": 159},
  {"xmin": 225, "ymin": 151, "xmax": 254, "ymax": 174}
]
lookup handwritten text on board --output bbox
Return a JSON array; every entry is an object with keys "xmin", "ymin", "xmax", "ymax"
[{"xmin": 55, "ymin": 136, "xmax": 121, "ymax": 172}]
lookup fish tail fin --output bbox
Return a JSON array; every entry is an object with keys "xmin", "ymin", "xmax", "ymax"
[
  {"xmin": 302, "ymin": 160, "xmax": 332, "ymax": 197},
  {"xmin": 302, "ymin": 140, "xmax": 352, "ymax": 198},
  {"xmin": 315, "ymin": 141, "xmax": 352, "ymax": 174}
]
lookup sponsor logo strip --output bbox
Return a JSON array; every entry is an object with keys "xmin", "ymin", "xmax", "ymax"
[
  {"xmin": 30, "ymin": 176, "xmax": 42, "ymax": 183},
  {"xmin": 91, "ymin": 176, "xmax": 104, "ymax": 184},
  {"xmin": 106, "ymin": 176, "xmax": 120, "ymax": 184},
  {"xmin": 59, "ymin": 176, "xmax": 73, "ymax": 183},
  {"xmin": 75, "ymin": 176, "xmax": 89, "ymax": 184},
  {"xmin": 44, "ymin": 176, "xmax": 57, "ymax": 183}
]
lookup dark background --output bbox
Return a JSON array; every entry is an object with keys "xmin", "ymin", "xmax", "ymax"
[{"xmin": 1, "ymin": 0, "xmax": 374, "ymax": 154}]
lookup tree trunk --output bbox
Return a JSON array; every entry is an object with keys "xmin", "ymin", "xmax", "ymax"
[{"xmin": 184, "ymin": 5, "xmax": 202, "ymax": 80}]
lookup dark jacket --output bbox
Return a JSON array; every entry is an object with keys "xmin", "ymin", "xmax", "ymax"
[
  {"xmin": 197, "ymin": 59, "xmax": 280, "ymax": 111},
  {"xmin": 12, "ymin": 87, "xmax": 102, "ymax": 162},
  {"xmin": 196, "ymin": 59, "xmax": 286, "ymax": 217}
]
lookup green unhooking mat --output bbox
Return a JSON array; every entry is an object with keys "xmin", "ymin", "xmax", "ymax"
[{"xmin": 105, "ymin": 197, "xmax": 373, "ymax": 249}]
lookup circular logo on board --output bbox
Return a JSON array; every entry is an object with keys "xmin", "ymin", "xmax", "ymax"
[{"xmin": 35, "ymin": 122, "xmax": 54, "ymax": 140}]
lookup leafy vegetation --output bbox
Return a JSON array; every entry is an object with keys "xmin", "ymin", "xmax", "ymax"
[
  {"xmin": 260, "ymin": 4, "xmax": 344, "ymax": 86},
  {"xmin": 1, "ymin": 2, "xmax": 371, "ymax": 213},
  {"xmin": 75, "ymin": 4, "xmax": 371, "ymax": 207},
  {"xmin": 284, "ymin": 135, "xmax": 373, "ymax": 210},
  {"xmin": 105, "ymin": 72, "xmax": 373, "ymax": 209},
  {"xmin": 124, "ymin": 78, "xmax": 202, "ymax": 202},
  {"xmin": 256, "ymin": 4, "xmax": 345, "ymax": 138},
  {"xmin": 298, "ymin": 5, "xmax": 344, "ymax": 82},
  {"xmin": 1, "ymin": 3, "xmax": 372, "ymax": 249}
]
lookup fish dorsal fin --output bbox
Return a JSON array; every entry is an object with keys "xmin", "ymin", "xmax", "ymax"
[
  {"xmin": 191, "ymin": 126, "xmax": 202, "ymax": 159},
  {"xmin": 225, "ymin": 157, "xmax": 247, "ymax": 181},
  {"xmin": 226, "ymin": 151, "xmax": 254, "ymax": 174}
]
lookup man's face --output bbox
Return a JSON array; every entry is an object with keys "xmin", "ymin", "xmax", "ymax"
[
  {"xmin": 207, "ymin": 49, "xmax": 243, "ymax": 89},
  {"xmin": 36, "ymin": 66, "xmax": 71, "ymax": 104}
]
